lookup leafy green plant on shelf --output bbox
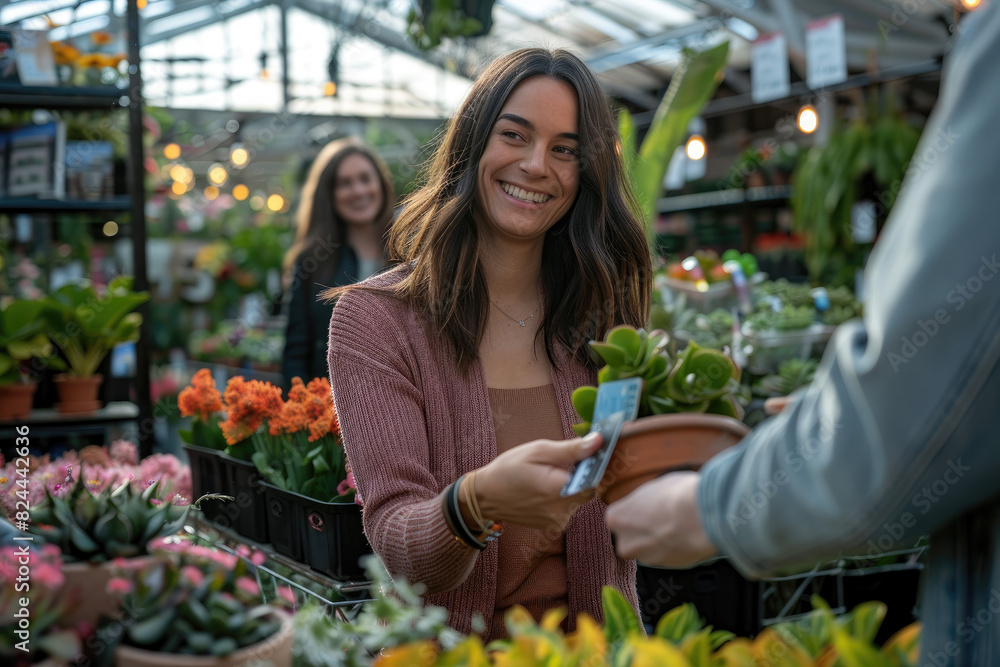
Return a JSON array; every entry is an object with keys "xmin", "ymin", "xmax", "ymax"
[
  {"xmin": 791, "ymin": 92, "xmax": 922, "ymax": 287},
  {"xmin": 0, "ymin": 298, "xmax": 58, "ymax": 385},
  {"xmin": 43, "ymin": 276, "xmax": 149, "ymax": 377},
  {"xmin": 29, "ymin": 475, "xmax": 191, "ymax": 562},
  {"xmin": 570, "ymin": 325, "xmax": 744, "ymax": 435},
  {"xmin": 405, "ymin": 0, "xmax": 494, "ymax": 51}
]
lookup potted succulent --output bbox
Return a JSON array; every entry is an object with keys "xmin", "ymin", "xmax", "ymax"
[
  {"xmin": 28, "ymin": 474, "xmax": 192, "ymax": 628},
  {"xmin": 571, "ymin": 326, "xmax": 749, "ymax": 504},
  {"xmin": 43, "ymin": 276, "xmax": 149, "ymax": 414},
  {"xmin": 101, "ymin": 538, "xmax": 294, "ymax": 667},
  {"xmin": 250, "ymin": 376, "xmax": 366, "ymax": 577},
  {"xmin": 0, "ymin": 298, "xmax": 58, "ymax": 420},
  {"xmin": 0, "ymin": 544, "xmax": 84, "ymax": 667}
]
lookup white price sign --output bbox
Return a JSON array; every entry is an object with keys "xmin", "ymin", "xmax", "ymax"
[
  {"xmin": 751, "ymin": 33, "xmax": 790, "ymax": 103},
  {"xmin": 807, "ymin": 15, "xmax": 847, "ymax": 89}
]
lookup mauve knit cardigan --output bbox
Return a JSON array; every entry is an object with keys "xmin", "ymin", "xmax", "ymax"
[{"xmin": 327, "ymin": 267, "xmax": 639, "ymax": 636}]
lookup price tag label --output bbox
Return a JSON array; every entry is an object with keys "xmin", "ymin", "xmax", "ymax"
[
  {"xmin": 807, "ymin": 15, "xmax": 847, "ymax": 89},
  {"xmin": 751, "ymin": 33, "xmax": 790, "ymax": 103}
]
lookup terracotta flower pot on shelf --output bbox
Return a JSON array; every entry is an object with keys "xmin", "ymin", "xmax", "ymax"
[
  {"xmin": 0, "ymin": 382, "xmax": 37, "ymax": 419},
  {"xmin": 597, "ymin": 413, "xmax": 749, "ymax": 504},
  {"xmin": 113, "ymin": 609, "xmax": 294, "ymax": 667},
  {"xmin": 54, "ymin": 373, "xmax": 102, "ymax": 414}
]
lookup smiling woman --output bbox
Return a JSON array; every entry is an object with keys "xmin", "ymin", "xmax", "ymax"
[
  {"xmin": 325, "ymin": 48, "xmax": 651, "ymax": 640},
  {"xmin": 281, "ymin": 139, "xmax": 395, "ymax": 386}
]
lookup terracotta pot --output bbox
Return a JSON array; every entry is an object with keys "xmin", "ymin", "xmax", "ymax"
[
  {"xmin": 0, "ymin": 382, "xmax": 37, "ymax": 419},
  {"xmin": 113, "ymin": 609, "xmax": 293, "ymax": 667},
  {"xmin": 597, "ymin": 413, "xmax": 750, "ymax": 504},
  {"xmin": 54, "ymin": 374, "xmax": 102, "ymax": 414},
  {"xmin": 60, "ymin": 555, "xmax": 169, "ymax": 628}
]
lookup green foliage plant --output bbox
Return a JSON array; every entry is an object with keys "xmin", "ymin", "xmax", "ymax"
[
  {"xmin": 43, "ymin": 276, "xmax": 149, "ymax": 377},
  {"xmin": 0, "ymin": 298, "xmax": 58, "ymax": 384},
  {"xmin": 618, "ymin": 42, "xmax": 730, "ymax": 247},
  {"xmin": 791, "ymin": 94, "xmax": 922, "ymax": 286},
  {"xmin": 406, "ymin": 0, "xmax": 489, "ymax": 50},
  {"xmin": 753, "ymin": 358, "xmax": 819, "ymax": 398},
  {"xmin": 29, "ymin": 475, "xmax": 190, "ymax": 563},
  {"xmin": 570, "ymin": 325, "xmax": 744, "ymax": 436}
]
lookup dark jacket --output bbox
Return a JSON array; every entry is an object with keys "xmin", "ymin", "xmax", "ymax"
[{"xmin": 281, "ymin": 245, "xmax": 360, "ymax": 386}]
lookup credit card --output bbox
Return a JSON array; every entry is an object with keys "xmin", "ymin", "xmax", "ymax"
[{"xmin": 561, "ymin": 377, "xmax": 643, "ymax": 497}]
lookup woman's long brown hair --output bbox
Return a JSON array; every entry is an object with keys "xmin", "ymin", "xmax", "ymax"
[{"xmin": 328, "ymin": 48, "xmax": 651, "ymax": 372}]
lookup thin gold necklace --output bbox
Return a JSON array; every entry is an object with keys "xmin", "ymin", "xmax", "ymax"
[{"xmin": 491, "ymin": 300, "xmax": 539, "ymax": 327}]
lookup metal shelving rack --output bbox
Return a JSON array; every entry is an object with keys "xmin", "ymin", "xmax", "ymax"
[{"xmin": 0, "ymin": 0, "xmax": 153, "ymax": 455}]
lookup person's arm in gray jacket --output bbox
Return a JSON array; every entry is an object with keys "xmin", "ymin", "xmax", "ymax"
[{"xmin": 608, "ymin": 4, "xmax": 1000, "ymax": 578}]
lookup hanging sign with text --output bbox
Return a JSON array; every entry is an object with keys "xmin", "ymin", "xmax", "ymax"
[
  {"xmin": 806, "ymin": 14, "xmax": 847, "ymax": 89},
  {"xmin": 751, "ymin": 32, "xmax": 790, "ymax": 103}
]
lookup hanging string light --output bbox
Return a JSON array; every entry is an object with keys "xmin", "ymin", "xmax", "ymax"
[
  {"xmin": 685, "ymin": 134, "xmax": 706, "ymax": 161},
  {"xmin": 798, "ymin": 104, "xmax": 819, "ymax": 133}
]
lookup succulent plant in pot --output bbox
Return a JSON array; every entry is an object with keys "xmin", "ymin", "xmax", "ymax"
[
  {"xmin": 43, "ymin": 276, "xmax": 149, "ymax": 414},
  {"xmin": 571, "ymin": 326, "xmax": 749, "ymax": 504},
  {"xmin": 28, "ymin": 474, "xmax": 192, "ymax": 628},
  {"xmin": 98, "ymin": 538, "xmax": 295, "ymax": 666}
]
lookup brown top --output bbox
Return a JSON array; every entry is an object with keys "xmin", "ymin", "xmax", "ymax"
[
  {"xmin": 488, "ymin": 384, "xmax": 568, "ymax": 639},
  {"xmin": 327, "ymin": 264, "xmax": 638, "ymax": 639}
]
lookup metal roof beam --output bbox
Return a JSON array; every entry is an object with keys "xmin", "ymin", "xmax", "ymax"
[
  {"xmin": 292, "ymin": 0, "xmax": 474, "ymax": 81},
  {"xmin": 831, "ymin": 0, "xmax": 947, "ymax": 41},
  {"xmin": 143, "ymin": 0, "xmax": 276, "ymax": 46},
  {"xmin": 587, "ymin": 17, "xmax": 726, "ymax": 72}
]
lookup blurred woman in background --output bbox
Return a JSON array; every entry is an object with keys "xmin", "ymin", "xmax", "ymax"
[{"xmin": 281, "ymin": 139, "xmax": 395, "ymax": 385}]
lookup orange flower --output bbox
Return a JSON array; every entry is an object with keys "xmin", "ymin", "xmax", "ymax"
[
  {"xmin": 306, "ymin": 377, "xmax": 332, "ymax": 400},
  {"xmin": 91, "ymin": 31, "xmax": 113, "ymax": 46},
  {"xmin": 219, "ymin": 376, "xmax": 283, "ymax": 445},
  {"xmin": 177, "ymin": 369, "xmax": 223, "ymax": 421},
  {"xmin": 51, "ymin": 42, "xmax": 81, "ymax": 66},
  {"xmin": 307, "ymin": 403, "xmax": 340, "ymax": 442}
]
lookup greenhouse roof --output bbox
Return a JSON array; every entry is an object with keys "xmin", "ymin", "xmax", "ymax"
[{"xmin": 0, "ymin": 0, "xmax": 956, "ymax": 118}]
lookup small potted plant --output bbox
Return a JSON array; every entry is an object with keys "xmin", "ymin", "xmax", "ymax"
[
  {"xmin": 102, "ymin": 538, "xmax": 294, "ymax": 667},
  {"xmin": 28, "ymin": 473, "xmax": 192, "ymax": 628},
  {"xmin": 0, "ymin": 298, "xmax": 58, "ymax": 420},
  {"xmin": 571, "ymin": 326, "xmax": 749, "ymax": 504},
  {"xmin": 252, "ymin": 376, "xmax": 367, "ymax": 577},
  {"xmin": 43, "ymin": 276, "xmax": 149, "ymax": 414},
  {"xmin": 0, "ymin": 544, "xmax": 84, "ymax": 667}
]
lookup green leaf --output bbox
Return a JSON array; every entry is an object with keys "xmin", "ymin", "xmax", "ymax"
[
  {"xmin": 606, "ymin": 325, "xmax": 643, "ymax": 363},
  {"xmin": 634, "ymin": 42, "xmax": 729, "ymax": 239},
  {"xmin": 590, "ymin": 341, "xmax": 628, "ymax": 367},
  {"xmin": 572, "ymin": 422, "xmax": 592, "ymax": 437},
  {"xmin": 601, "ymin": 586, "xmax": 641, "ymax": 644},
  {"xmin": 128, "ymin": 609, "xmax": 177, "ymax": 646},
  {"xmin": 571, "ymin": 385, "xmax": 598, "ymax": 423}
]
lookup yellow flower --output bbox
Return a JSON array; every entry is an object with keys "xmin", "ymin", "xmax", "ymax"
[{"xmin": 76, "ymin": 53, "xmax": 106, "ymax": 69}]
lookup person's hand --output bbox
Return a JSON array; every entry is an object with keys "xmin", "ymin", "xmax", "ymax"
[
  {"xmin": 764, "ymin": 395, "xmax": 795, "ymax": 415},
  {"xmin": 605, "ymin": 471, "xmax": 717, "ymax": 567},
  {"xmin": 473, "ymin": 432, "xmax": 602, "ymax": 532}
]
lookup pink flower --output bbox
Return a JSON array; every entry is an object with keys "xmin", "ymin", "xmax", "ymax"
[
  {"xmin": 277, "ymin": 586, "xmax": 296, "ymax": 606},
  {"xmin": 106, "ymin": 577, "xmax": 134, "ymax": 595},
  {"xmin": 181, "ymin": 565, "xmax": 204, "ymax": 587},
  {"xmin": 110, "ymin": 440, "xmax": 139, "ymax": 465},
  {"xmin": 236, "ymin": 577, "xmax": 260, "ymax": 597},
  {"xmin": 336, "ymin": 471, "xmax": 356, "ymax": 497}
]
